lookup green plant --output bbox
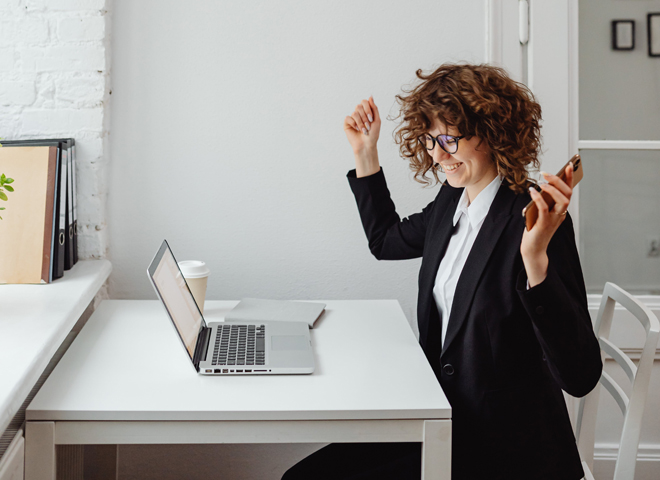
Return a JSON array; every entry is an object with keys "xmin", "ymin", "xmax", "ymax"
[
  {"xmin": 0, "ymin": 139, "xmax": 16, "ymax": 219},
  {"xmin": 0, "ymin": 173, "xmax": 15, "ymax": 219}
]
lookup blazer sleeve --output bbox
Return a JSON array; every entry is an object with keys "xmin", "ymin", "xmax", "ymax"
[
  {"xmin": 516, "ymin": 213, "xmax": 603, "ymax": 398},
  {"xmin": 347, "ymin": 168, "xmax": 434, "ymax": 260}
]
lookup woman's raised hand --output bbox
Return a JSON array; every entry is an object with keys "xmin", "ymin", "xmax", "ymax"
[
  {"xmin": 344, "ymin": 97, "xmax": 382, "ymax": 177},
  {"xmin": 520, "ymin": 164, "xmax": 574, "ymax": 287}
]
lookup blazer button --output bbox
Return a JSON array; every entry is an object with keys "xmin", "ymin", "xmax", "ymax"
[
  {"xmin": 443, "ymin": 364, "xmax": 455, "ymax": 375},
  {"xmin": 535, "ymin": 306, "xmax": 545, "ymax": 315}
]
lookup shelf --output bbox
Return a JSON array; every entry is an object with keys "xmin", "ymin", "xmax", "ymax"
[{"xmin": 0, "ymin": 260, "xmax": 111, "ymax": 436}]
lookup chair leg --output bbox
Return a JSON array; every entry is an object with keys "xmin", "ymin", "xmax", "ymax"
[{"xmin": 581, "ymin": 460, "xmax": 596, "ymax": 480}]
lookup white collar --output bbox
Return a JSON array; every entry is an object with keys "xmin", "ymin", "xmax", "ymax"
[{"xmin": 452, "ymin": 175, "xmax": 503, "ymax": 228}]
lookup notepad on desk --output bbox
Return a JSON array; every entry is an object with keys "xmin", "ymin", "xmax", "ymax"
[{"xmin": 225, "ymin": 298, "xmax": 326, "ymax": 328}]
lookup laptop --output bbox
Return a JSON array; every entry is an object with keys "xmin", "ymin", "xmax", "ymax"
[{"xmin": 147, "ymin": 240, "xmax": 315, "ymax": 375}]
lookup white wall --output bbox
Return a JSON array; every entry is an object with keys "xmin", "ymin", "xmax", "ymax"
[
  {"xmin": 108, "ymin": 0, "xmax": 485, "ymax": 329},
  {"xmin": 108, "ymin": 1, "xmax": 485, "ymax": 478}
]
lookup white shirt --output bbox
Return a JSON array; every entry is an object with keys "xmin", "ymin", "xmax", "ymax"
[{"xmin": 433, "ymin": 175, "xmax": 503, "ymax": 347}]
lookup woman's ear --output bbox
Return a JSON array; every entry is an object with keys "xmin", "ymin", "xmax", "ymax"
[{"xmin": 490, "ymin": 152, "xmax": 500, "ymax": 175}]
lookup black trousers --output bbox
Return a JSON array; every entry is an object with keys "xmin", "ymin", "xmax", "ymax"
[{"xmin": 281, "ymin": 442, "xmax": 422, "ymax": 480}]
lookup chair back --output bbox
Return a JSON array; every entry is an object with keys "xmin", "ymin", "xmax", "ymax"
[{"xmin": 576, "ymin": 282, "xmax": 660, "ymax": 480}]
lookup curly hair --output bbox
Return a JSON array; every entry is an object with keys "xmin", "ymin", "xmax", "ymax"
[{"xmin": 393, "ymin": 64, "xmax": 542, "ymax": 193}]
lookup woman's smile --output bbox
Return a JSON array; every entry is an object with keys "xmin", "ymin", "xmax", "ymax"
[{"xmin": 442, "ymin": 162, "xmax": 463, "ymax": 173}]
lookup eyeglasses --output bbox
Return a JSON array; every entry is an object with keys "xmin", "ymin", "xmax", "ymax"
[{"xmin": 418, "ymin": 133, "xmax": 465, "ymax": 154}]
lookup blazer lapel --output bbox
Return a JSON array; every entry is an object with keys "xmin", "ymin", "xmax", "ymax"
[
  {"xmin": 426, "ymin": 194, "xmax": 460, "ymax": 273},
  {"xmin": 440, "ymin": 184, "xmax": 518, "ymax": 357},
  {"xmin": 418, "ymin": 192, "xmax": 459, "ymax": 350}
]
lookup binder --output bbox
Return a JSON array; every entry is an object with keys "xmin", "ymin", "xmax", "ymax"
[
  {"xmin": 71, "ymin": 139, "xmax": 78, "ymax": 264},
  {"xmin": 64, "ymin": 139, "xmax": 74, "ymax": 270},
  {"xmin": 56, "ymin": 143, "xmax": 67, "ymax": 277},
  {"xmin": 0, "ymin": 139, "xmax": 70, "ymax": 280},
  {"xmin": 0, "ymin": 145, "xmax": 59, "ymax": 283}
]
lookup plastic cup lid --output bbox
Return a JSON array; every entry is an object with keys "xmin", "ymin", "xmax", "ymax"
[{"xmin": 178, "ymin": 260, "xmax": 210, "ymax": 278}]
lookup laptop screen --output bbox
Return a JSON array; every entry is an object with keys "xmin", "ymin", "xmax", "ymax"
[{"xmin": 148, "ymin": 240, "xmax": 205, "ymax": 360}]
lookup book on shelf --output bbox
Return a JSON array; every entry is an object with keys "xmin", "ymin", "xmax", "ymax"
[
  {"xmin": 71, "ymin": 140, "xmax": 78, "ymax": 264},
  {"xmin": 0, "ymin": 138, "xmax": 78, "ymax": 284},
  {"xmin": 64, "ymin": 139, "xmax": 75, "ymax": 271}
]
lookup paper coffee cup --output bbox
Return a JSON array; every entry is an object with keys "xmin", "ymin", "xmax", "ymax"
[{"xmin": 178, "ymin": 260, "xmax": 210, "ymax": 314}]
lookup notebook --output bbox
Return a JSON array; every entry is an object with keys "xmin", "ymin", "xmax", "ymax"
[{"xmin": 226, "ymin": 298, "xmax": 326, "ymax": 328}]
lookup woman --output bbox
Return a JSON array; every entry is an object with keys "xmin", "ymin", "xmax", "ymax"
[{"xmin": 283, "ymin": 64, "xmax": 602, "ymax": 480}]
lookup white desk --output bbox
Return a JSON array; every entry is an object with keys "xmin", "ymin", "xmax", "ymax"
[{"xmin": 26, "ymin": 300, "xmax": 452, "ymax": 479}]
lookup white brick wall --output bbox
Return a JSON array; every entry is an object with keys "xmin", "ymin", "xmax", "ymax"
[
  {"xmin": 25, "ymin": 0, "xmax": 105, "ymax": 11},
  {"xmin": 57, "ymin": 16, "xmax": 105, "ymax": 42},
  {"xmin": 0, "ymin": 0, "xmax": 110, "ymax": 261}
]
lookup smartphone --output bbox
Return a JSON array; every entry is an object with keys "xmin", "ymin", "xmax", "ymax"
[{"xmin": 522, "ymin": 154, "xmax": 583, "ymax": 230}]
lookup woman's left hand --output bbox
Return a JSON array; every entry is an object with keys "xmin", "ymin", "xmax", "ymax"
[{"xmin": 520, "ymin": 163, "xmax": 574, "ymax": 287}]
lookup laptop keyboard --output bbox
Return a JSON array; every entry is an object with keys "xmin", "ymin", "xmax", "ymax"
[{"xmin": 212, "ymin": 324, "xmax": 266, "ymax": 366}]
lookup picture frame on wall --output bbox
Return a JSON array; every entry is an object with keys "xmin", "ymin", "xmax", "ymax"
[
  {"xmin": 648, "ymin": 13, "xmax": 660, "ymax": 56},
  {"xmin": 612, "ymin": 20, "xmax": 635, "ymax": 50}
]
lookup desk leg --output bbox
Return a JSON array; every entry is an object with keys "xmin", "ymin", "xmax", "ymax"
[
  {"xmin": 25, "ymin": 422, "xmax": 56, "ymax": 480},
  {"xmin": 421, "ymin": 420, "xmax": 451, "ymax": 480}
]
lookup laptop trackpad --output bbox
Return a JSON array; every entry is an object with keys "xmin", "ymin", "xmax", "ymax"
[{"xmin": 271, "ymin": 335, "xmax": 308, "ymax": 351}]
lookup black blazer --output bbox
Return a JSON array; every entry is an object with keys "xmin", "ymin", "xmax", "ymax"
[{"xmin": 348, "ymin": 169, "xmax": 602, "ymax": 480}]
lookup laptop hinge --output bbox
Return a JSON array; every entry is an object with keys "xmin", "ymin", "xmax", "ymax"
[{"xmin": 192, "ymin": 326, "xmax": 212, "ymax": 371}]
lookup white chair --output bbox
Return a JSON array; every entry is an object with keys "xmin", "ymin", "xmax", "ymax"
[{"xmin": 576, "ymin": 282, "xmax": 660, "ymax": 480}]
